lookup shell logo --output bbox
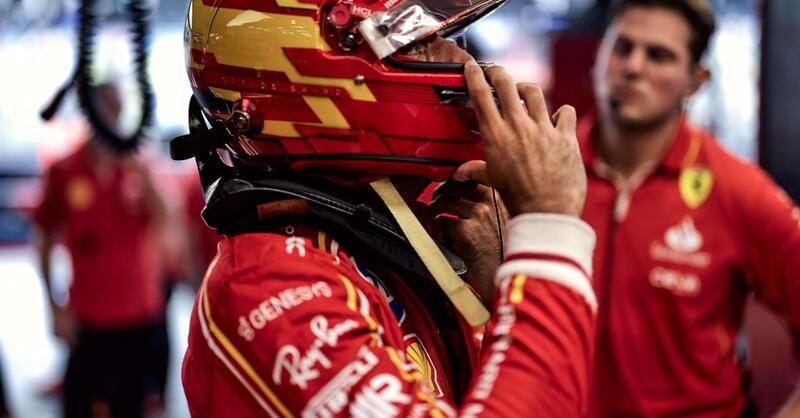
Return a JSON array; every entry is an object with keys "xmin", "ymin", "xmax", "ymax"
[{"xmin": 404, "ymin": 334, "xmax": 443, "ymax": 398}]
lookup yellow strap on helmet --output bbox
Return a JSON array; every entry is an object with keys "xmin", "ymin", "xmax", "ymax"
[{"xmin": 370, "ymin": 178, "xmax": 491, "ymax": 327}]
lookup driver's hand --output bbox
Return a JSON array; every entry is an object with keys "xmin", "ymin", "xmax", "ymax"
[
  {"xmin": 463, "ymin": 61, "xmax": 586, "ymax": 218},
  {"xmin": 428, "ymin": 175, "xmax": 509, "ymax": 308}
]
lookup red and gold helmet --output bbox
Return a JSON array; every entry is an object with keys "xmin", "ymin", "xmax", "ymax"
[{"xmin": 184, "ymin": 0, "xmax": 507, "ymax": 181}]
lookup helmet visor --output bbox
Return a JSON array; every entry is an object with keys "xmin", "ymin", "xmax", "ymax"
[{"xmin": 359, "ymin": 0, "xmax": 507, "ymax": 59}]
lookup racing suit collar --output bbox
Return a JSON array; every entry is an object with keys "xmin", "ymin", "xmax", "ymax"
[{"xmin": 577, "ymin": 113, "xmax": 697, "ymax": 176}]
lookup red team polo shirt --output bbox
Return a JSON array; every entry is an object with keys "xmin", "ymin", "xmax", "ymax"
[
  {"xmin": 579, "ymin": 116, "xmax": 800, "ymax": 417},
  {"xmin": 184, "ymin": 175, "xmax": 221, "ymax": 270},
  {"xmin": 34, "ymin": 144, "xmax": 163, "ymax": 329}
]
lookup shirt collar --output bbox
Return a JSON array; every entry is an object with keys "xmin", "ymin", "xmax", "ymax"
[{"xmin": 577, "ymin": 113, "xmax": 701, "ymax": 175}]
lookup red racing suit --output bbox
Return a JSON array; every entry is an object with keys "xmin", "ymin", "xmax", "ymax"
[
  {"xmin": 182, "ymin": 213, "xmax": 597, "ymax": 417},
  {"xmin": 579, "ymin": 116, "xmax": 800, "ymax": 417}
]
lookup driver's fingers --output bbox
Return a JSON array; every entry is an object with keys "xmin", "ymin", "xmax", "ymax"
[
  {"xmin": 485, "ymin": 65, "xmax": 526, "ymax": 121},
  {"xmin": 452, "ymin": 160, "xmax": 490, "ymax": 185},
  {"xmin": 553, "ymin": 104, "xmax": 577, "ymax": 135},
  {"xmin": 464, "ymin": 61, "xmax": 503, "ymax": 128},
  {"xmin": 518, "ymin": 82, "xmax": 550, "ymax": 126}
]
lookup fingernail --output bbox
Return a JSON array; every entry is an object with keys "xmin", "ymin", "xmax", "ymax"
[{"xmin": 465, "ymin": 60, "xmax": 477, "ymax": 68}]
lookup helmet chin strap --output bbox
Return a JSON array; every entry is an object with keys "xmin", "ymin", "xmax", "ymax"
[{"xmin": 370, "ymin": 178, "xmax": 490, "ymax": 327}]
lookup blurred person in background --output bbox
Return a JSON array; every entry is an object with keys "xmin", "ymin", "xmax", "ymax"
[
  {"xmin": 578, "ymin": 0, "xmax": 800, "ymax": 416},
  {"xmin": 182, "ymin": 175, "xmax": 220, "ymax": 287},
  {"xmin": 33, "ymin": 82, "xmax": 168, "ymax": 418}
]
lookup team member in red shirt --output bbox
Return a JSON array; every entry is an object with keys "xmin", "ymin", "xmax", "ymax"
[
  {"xmin": 34, "ymin": 83, "xmax": 167, "ymax": 418},
  {"xmin": 581, "ymin": 0, "xmax": 800, "ymax": 416},
  {"xmin": 183, "ymin": 174, "xmax": 221, "ymax": 282},
  {"xmin": 177, "ymin": 0, "xmax": 597, "ymax": 416}
]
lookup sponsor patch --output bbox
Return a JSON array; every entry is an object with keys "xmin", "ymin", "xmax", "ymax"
[
  {"xmin": 350, "ymin": 374, "xmax": 412, "ymax": 418},
  {"xmin": 404, "ymin": 334, "xmax": 442, "ymax": 397},
  {"xmin": 649, "ymin": 266, "xmax": 701, "ymax": 297},
  {"xmin": 286, "ymin": 236, "xmax": 307, "ymax": 256},
  {"xmin": 664, "ymin": 216, "xmax": 703, "ymax": 253},
  {"xmin": 238, "ymin": 281, "xmax": 332, "ymax": 341},
  {"xmin": 350, "ymin": 4, "xmax": 372, "ymax": 17},
  {"xmin": 302, "ymin": 346, "xmax": 379, "ymax": 418},
  {"xmin": 273, "ymin": 315, "xmax": 360, "ymax": 389},
  {"xmin": 352, "ymin": 258, "xmax": 406, "ymax": 325},
  {"xmin": 471, "ymin": 278, "xmax": 516, "ymax": 400},
  {"xmin": 649, "ymin": 216, "xmax": 711, "ymax": 268}
]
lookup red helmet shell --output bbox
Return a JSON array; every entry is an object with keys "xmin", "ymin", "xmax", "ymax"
[{"xmin": 185, "ymin": 0, "xmax": 485, "ymax": 181}]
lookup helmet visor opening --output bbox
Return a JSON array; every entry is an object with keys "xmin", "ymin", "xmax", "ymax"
[{"xmin": 358, "ymin": 0, "xmax": 507, "ymax": 60}]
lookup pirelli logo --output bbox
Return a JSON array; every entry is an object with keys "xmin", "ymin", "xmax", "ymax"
[{"xmin": 302, "ymin": 346, "xmax": 380, "ymax": 418}]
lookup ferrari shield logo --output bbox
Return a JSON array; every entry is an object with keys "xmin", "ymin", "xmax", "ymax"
[{"xmin": 679, "ymin": 167, "xmax": 713, "ymax": 209}]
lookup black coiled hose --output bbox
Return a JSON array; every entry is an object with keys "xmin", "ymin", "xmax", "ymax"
[{"xmin": 41, "ymin": 0, "xmax": 154, "ymax": 154}]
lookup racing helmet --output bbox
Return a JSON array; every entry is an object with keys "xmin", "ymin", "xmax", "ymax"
[{"xmin": 180, "ymin": 0, "xmax": 508, "ymax": 181}]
